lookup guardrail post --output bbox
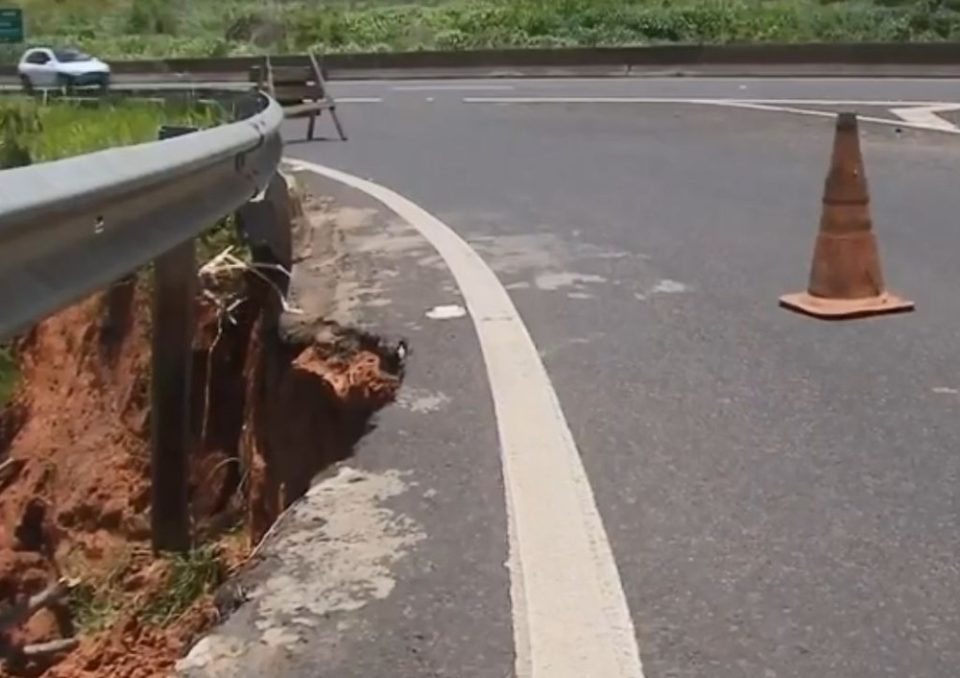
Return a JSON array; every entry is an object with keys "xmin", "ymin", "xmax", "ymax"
[
  {"xmin": 150, "ymin": 125, "xmax": 199, "ymax": 553},
  {"xmin": 150, "ymin": 238, "xmax": 195, "ymax": 553}
]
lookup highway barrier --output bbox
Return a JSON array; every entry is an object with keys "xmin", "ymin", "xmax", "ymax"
[
  {"xmin": 0, "ymin": 89, "xmax": 284, "ymax": 551},
  {"xmin": 4, "ymin": 42, "xmax": 960, "ymax": 83},
  {"xmin": 0, "ymin": 91, "xmax": 282, "ymax": 340}
]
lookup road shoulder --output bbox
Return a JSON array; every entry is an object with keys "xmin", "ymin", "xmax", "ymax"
[{"xmin": 178, "ymin": 170, "xmax": 513, "ymax": 678}]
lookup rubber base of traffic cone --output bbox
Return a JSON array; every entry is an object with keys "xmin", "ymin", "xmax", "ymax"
[{"xmin": 778, "ymin": 291, "xmax": 914, "ymax": 319}]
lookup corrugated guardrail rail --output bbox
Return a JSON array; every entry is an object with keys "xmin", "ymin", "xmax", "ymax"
[
  {"xmin": 0, "ymin": 91, "xmax": 283, "ymax": 340},
  {"xmin": 0, "ymin": 88, "xmax": 284, "ymax": 553}
]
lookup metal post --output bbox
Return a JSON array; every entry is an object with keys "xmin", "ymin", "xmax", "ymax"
[
  {"xmin": 150, "ymin": 125, "xmax": 198, "ymax": 553},
  {"xmin": 150, "ymin": 239, "xmax": 195, "ymax": 552}
]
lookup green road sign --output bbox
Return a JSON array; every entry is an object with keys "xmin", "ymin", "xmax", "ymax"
[{"xmin": 0, "ymin": 8, "xmax": 23, "ymax": 44}]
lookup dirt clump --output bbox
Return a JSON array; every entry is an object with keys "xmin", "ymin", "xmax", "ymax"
[
  {"xmin": 242, "ymin": 331, "xmax": 405, "ymax": 542},
  {"xmin": 0, "ymin": 265, "xmax": 403, "ymax": 676}
]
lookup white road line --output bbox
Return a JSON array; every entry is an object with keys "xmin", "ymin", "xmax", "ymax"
[
  {"xmin": 695, "ymin": 99, "xmax": 960, "ymax": 134},
  {"xmin": 286, "ymin": 158, "xmax": 645, "ymax": 678},
  {"xmin": 335, "ymin": 76, "xmax": 960, "ymax": 87},
  {"xmin": 735, "ymin": 98, "xmax": 959, "ymax": 106},
  {"xmin": 335, "ymin": 97, "xmax": 383, "ymax": 103},
  {"xmin": 889, "ymin": 104, "xmax": 960, "ymax": 132},
  {"xmin": 465, "ymin": 96, "xmax": 693, "ymax": 104},
  {"xmin": 393, "ymin": 84, "xmax": 515, "ymax": 92},
  {"xmin": 463, "ymin": 96, "xmax": 960, "ymax": 106},
  {"xmin": 461, "ymin": 96, "xmax": 960, "ymax": 134}
]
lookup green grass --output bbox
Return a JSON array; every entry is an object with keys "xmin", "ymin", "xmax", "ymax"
[
  {"xmin": 0, "ymin": 345, "xmax": 18, "ymax": 408},
  {"xmin": 63, "ymin": 546, "xmax": 132, "ymax": 633},
  {"xmin": 0, "ymin": 0, "xmax": 958, "ymax": 60},
  {"xmin": 199, "ymin": 214, "xmax": 249, "ymax": 264},
  {"xmin": 0, "ymin": 97, "xmax": 224, "ymax": 165},
  {"xmin": 66, "ymin": 545, "xmax": 225, "ymax": 631},
  {"xmin": 141, "ymin": 546, "xmax": 224, "ymax": 625},
  {"xmin": 68, "ymin": 580, "xmax": 125, "ymax": 633}
]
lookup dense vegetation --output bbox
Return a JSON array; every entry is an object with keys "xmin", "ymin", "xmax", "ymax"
[
  {"xmin": 0, "ymin": 98, "xmax": 222, "ymax": 165},
  {"xmin": 1, "ymin": 0, "xmax": 959, "ymax": 61}
]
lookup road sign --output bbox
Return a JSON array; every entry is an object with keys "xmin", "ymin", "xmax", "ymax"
[{"xmin": 0, "ymin": 8, "xmax": 23, "ymax": 44}]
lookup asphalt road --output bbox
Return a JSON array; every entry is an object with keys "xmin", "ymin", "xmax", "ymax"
[{"xmin": 279, "ymin": 77, "xmax": 960, "ymax": 678}]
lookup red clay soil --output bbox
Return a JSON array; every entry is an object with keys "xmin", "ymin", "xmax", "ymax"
[
  {"xmin": 241, "ymin": 330, "xmax": 404, "ymax": 542},
  {"xmin": 0, "ymin": 271, "xmax": 402, "ymax": 677}
]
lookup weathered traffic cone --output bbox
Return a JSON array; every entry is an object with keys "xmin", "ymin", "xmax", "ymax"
[{"xmin": 779, "ymin": 112, "xmax": 914, "ymax": 319}]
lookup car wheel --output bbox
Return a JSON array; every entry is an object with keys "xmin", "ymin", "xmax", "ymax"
[
  {"xmin": 19, "ymin": 74, "xmax": 34, "ymax": 94},
  {"xmin": 98, "ymin": 75, "xmax": 110, "ymax": 94}
]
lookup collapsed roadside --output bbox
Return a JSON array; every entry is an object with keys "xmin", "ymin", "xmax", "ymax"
[{"xmin": 0, "ymin": 171, "xmax": 406, "ymax": 677}]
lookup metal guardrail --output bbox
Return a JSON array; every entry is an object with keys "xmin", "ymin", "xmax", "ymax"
[
  {"xmin": 0, "ymin": 90, "xmax": 283, "ymax": 340},
  {"xmin": 0, "ymin": 88, "xmax": 284, "ymax": 552}
]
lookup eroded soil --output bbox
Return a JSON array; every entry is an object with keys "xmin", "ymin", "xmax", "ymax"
[{"xmin": 0, "ymin": 255, "xmax": 402, "ymax": 677}]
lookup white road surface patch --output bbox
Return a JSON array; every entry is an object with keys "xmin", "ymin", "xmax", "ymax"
[
  {"xmin": 932, "ymin": 387, "xmax": 960, "ymax": 395},
  {"xmin": 397, "ymin": 387, "xmax": 452, "ymax": 413},
  {"xmin": 468, "ymin": 232, "xmax": 631, "ymax": 276},
  {"xmin": 426, "ymin": 304, "xmax": 467, "ymax": 320},
  {"xmin": 651, "ymin": 279, "xmax": 689, "ymax": 295},
  {"xmin": 534, "ymin": 271, "xmax": 607, "ymax": 291},
  {"xmin": 288, "ymin": 158, "xmax": 645, "ymax": 678},
  {"xmin": 636, "ymin": 279, "xmax": 691, "ymax": 301},
  {"xmin": 178, "ymin": 466, "xmax": 422, "ymax": 675}
]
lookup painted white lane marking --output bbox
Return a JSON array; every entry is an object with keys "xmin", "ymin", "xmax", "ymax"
[
  {"xmin": 394, "ymin": 84, "xmax": 515, "ymax": 92},
  {"xmin": 462, "ymin": 96, "xmax": 960, "ymax": 134},
  {"xmin": 334, "ymin": 76, "xmax": 960, "ymax": 89},
  {"xmin": 465, "ymin": 96, "xmax": 709, "ymax": 104},
  {"xmin": 336, "ymin": 97, "xmax": 383, "ymax": 103},
  {"xmin": 889, "ymin": 104, "xmax": 960, "ymax": 132},
  {"xmin": 287, "ymin": 158, "xmax": 645, "ymax": 678},
  {"xmin": 463, "ymin": 96, "xmax": 960, "ymax": 106},
  {"xmin": 696, "ymin": 100, "xmax": 960, "ymax": 134}
]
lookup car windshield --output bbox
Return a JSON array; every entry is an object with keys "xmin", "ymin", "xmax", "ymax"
[{"xmin": 54, "ymin": 49, "xmax": 91, "ymax": 63}]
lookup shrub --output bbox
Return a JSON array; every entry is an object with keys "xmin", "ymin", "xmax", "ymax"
[{"xmin": 127, "ymin": 0, "xmax": 179, "ymax": 35}]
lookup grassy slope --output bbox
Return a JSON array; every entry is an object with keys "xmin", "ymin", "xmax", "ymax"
[
  {"xmin": 1, "ymin": 99, "xmax": 221, "ymax": 162},
  {"xmin": 1, "ymin": 0, "xmax": 959, "ymax": 60}
]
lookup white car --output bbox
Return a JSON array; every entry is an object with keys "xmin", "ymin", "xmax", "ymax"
[{"xmin": 17, "ymin": 47, "xmax": 110, "ymax": 92}]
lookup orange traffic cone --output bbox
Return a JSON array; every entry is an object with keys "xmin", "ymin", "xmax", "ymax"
[{"xmin": 779, "ymin": 112, "xmax": 913, "ymax": 319}]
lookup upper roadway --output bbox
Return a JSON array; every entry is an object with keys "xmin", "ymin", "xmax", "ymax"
[{"xmin": 224, "ymin": 76, "xmax": 960, "ymax": 678}]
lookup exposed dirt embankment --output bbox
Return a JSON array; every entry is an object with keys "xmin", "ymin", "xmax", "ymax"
[{"xmin": 0, "ymin": 252, "xmax": 403, "ymax": 676}]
